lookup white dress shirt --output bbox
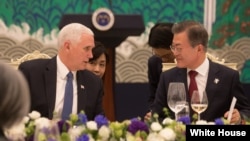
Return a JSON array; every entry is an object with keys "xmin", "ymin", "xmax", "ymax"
[
  {"xmin": 187, "ymin": 58, "xmax": 209, "ymax": 97},
  {"xmin": 53, "ymin": 56, "xmax": 78, "ymax": 118}
]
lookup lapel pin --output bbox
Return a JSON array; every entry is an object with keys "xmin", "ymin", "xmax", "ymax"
[
  {"xmin": 80, "ymin": 85, "xmax": 85, "ymax": 89},
  {"xmin": 214, "ymin": 78, "xmax": 219, "ymax": 84}
]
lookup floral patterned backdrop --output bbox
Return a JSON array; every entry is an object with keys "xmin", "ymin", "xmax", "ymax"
[{"xmin": 0, "ymin": 0, "xmax": 250, "ymax": 83}]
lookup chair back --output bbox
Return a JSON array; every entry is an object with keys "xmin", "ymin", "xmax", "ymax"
[
  {"xmin": 9, "ymin": 50, "xmax": 51, "ymax": 69},
  {"xmin": 162, "ymin": 53, "xmax": 238, "ymax": 71}
]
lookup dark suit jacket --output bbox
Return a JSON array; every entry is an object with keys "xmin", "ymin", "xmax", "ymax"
[
  {"xmin": 152, "ymin": 60, "xmax": 250, "ymax": 122},
  {"xmin": 148, "ymin": 55, "xmax": 162, "ymax": 110},
  {"xmin": 18, "ymin": 56, "xmax": 104, "ymax": 120}
]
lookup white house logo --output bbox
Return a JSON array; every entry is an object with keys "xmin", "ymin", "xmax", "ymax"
[{"xmin": 92, "ymin": 8, "xmax": 115, "ymax": 31}]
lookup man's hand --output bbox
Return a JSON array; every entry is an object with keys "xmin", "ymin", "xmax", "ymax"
[{"xmin": 224, "ymin": 109, "xmax": 241, "ymax": 124}]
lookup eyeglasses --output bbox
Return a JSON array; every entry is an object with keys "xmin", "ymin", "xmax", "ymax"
[{"xmin": 170, "ymin": 44, "xmax": 182, "ymax": 53}]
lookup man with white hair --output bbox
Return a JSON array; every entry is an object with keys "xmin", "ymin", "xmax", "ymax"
[{"xmin": 19, "ymin": 23, "xmax": 105, "ymax": 120}]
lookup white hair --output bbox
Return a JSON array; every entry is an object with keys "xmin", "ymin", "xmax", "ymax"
[
  {"xmin": 0, "ymin": 61, "xmax": 30, "ymax": 129},
  {"xmin": 57, "ymin": 23, "xmax": 94, "ymax": 49}
]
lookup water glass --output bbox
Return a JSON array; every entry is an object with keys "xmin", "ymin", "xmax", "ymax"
[{"xmin": 176, "ymin": 101, "xmax": 190, "ymax": 120}]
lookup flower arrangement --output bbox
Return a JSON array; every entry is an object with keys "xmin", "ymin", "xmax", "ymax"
[{"xmin": 4, "ymin": 109, "xmax": 250, "ymax": 141}]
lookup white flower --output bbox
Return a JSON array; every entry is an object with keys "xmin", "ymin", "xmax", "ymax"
[
  {"xmin": 98, "ymin": 125, "xmax": 111, "ymax": 139},
  {"xmin": 207, "ymin": 122, "xmax": 215, "ymax": 125},
  {"xmin": 147, "ymin": 132, "xmax": 164, "ymax": 141},
  {"xmin": 119, "ymin": 138, "xmax": 126, "ymax": 141},
  {"xmin": 159, "ymin": 127, "xmax": 176, "ymax": 141},
  {"xmin": 86, "ymin": 121, "xmax": 98, "ymax": 130},
  {"xmin": 125, "ymin": 132, "xmax": 135, "ymax": 141},
  {"xmin": 150, "ymin": 122, "xmax": 162, "ymax": 132},
  {"xmin": 195, "ymin": 120, "xmax": 208, "ymax": 125},
  {"xmin": 23, "ymin": 116, "xmax": 30, "ymax": 124},
  {"xmin": 28, "ymin": 111, "xmax": 41, "ymax": 120},
  {"xmin": 68, "ymin": 126, "xmax": 85, "ymax": 140},
  {"xmin": 162, "ymin": 118, "xmax": 174, "ymax": 125},
  {"xmin": 88, "ymin": 135, "xmax": 95, "ymax": 141},
  {"xmin": 34, "ymin": 117, "xmax": 50, "ymax": 128}
]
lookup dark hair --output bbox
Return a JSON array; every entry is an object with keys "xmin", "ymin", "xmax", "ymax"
[
  {"xmin": 89, "ymin": 41, "xmax": 109, "ymax": 63},
  {"xmin": 172, "ymin": 20, "xmax": 208, "ymax": 50},
  {"xmin": 148, "ymin": 23, "xmax": 174, "ymax": 49}
]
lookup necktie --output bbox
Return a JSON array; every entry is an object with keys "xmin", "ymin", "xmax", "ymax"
[
  {"xmin": 62, "ymin": 72, "xmax": 73, "ymax": 120},
  {"xmin": 188, "ymin": 70, "xmax": 198, "ymax": 97}
]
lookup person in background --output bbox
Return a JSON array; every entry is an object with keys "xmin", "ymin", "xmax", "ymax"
[
  {"xmin": 152, "ymin": 20, "xmax": 250, "ymax": 124},
  {"xmin": 18, "ymin": 23, "xmax": 105, "ymax": 120},
  {"xmin": 0, "ymin": 61, "xmax": 30, "ymax": 141},
  {"xmin": 144, "ymin": 23, "xmax": 175, "ymax": 120},
  {"xmin": 86, "ymin": 41, "xmax": 114, "ymax": 120},
  {"xmin": 86, "ymin": 41, "xmax": 109, "ymax": 79}
]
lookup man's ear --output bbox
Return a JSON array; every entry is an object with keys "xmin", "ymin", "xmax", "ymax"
[
  {"xmin": 64, "ymin": 41, "xmax": 71, "ymax": 50},
  {"xmin": 197, "ymin": 44, "xmax": 203, "ymax": 52}
]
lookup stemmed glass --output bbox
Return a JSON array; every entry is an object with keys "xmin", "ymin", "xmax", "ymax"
[
  {"xmin": 167, "ymin": 82, "xmax": 187, "ymax": 120},
  {"xmin": 191, "ymin": 90, "xmax": 208, "ymax": 121},
  {"xmin": 33, "ymin": 120, "xmax": 60, "ymax": 141}
]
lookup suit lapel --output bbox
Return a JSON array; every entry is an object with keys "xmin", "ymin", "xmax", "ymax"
[
  {"xmin": 44, "ymin": 57, "xmax": 57, "ymax": 119},
  {"xmin": 176, "ymin": 68, "xmax": 189, "ymax": 100},
  {"xmin": 76, "ymin": 71, "xmax": 87, "ymax": 113},
  {"xmin": 206, "ymin": 61, "xmax": 220, "ymax": 103}
]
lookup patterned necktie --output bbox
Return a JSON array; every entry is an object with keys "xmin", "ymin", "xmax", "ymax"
[
  {"xmin": 188, "ymin": 70, "xmax": 198, "ymax": 97},
  {"xmin": 62, "ymin": 72, "xmax": 73, "ymax": 120}
]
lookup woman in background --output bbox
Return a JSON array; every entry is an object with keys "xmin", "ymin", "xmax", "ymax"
[
  {"xmin": 86, "ymin": 41, "xmax": 114, "ymax": 121},
  {"xmin": 147, "ymin": 23, "xmax": 175, "ymax": 107},
  {"xmin": 144, "ymin": 22, "xmax": 175, "ymax": 121},
  {"xmin": 86, "ymin": 41, "xmax": 109, "ymax": 79},
  {"xmin": 0, "ymin": 61, "xmax": 30, "ymax": 141}
]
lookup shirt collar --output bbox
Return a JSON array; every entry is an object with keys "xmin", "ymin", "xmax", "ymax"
[
  {"xmin": 56, "ymin": 56, "xmax": 76, "ymax": 79},
  {"xmin": 187, "ymin": 58, "xmax": 209, "ymax": 76}
]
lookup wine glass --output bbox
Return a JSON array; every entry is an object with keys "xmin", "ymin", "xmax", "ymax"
[
  {"xmin": 33, "ymin": 119, "xmax": 60, "ymax": 141},
  {"xmin": 176, "ymin": 101, "xmax": 190, "ymax": 120},
  {"xmin": 191, "ymin": 90, "xmax": 208, "ymax": 121},
  {"xmin": 167, "ymin": 82, "xmax": 187, "ymax": 120}
]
